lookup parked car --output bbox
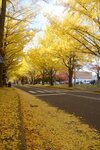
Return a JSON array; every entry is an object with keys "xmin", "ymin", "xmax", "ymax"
[
  {"xmin": 83, "ymin": 81, "xmax": 91, "ymax": 85},
  {"xmin": 61, "ymin": 81, "xmax": 69, "ymax": 84},
  {"xmin": 90, "ymin": 80, "xmax": 96, "ymax": 85}
]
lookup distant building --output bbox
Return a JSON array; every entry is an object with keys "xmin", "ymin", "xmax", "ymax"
[
  {"xmin": 74, "ymin": 71, "xmax": 93, "ymax": 84},
  {"xmin": 56, "ymin": 70, "xmax": 94, "ymax": 84}
]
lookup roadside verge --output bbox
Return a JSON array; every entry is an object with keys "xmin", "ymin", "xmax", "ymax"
[{"xmin": 0, "ymin": 87, "xmax": 100, "ymax": 150}]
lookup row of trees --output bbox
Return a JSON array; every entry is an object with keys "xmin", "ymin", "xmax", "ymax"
[
  {"xmin": 14, "ymin": 0, "xmax": 99, "ymax": 87},
  {"xmin": 0, "ymin": 0, "xmax": 39, "ymax": 86},
  {"xmin": 0, "ymin": 0, "xmax": 99, "ymax": 87}
]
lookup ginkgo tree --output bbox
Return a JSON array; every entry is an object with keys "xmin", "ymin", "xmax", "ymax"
[
  {"xmin": 4, "ymin": 18, "xmax": 35, "ymax": 84},
  {"xmin": 56, "ymin": 0, "xmax": 100, "ymax": 57},
  {"xmin": 28, "ymin": 46, "xmax": 60, "ymax": 85},
  {"xmin": 26, "ymin": 21, "xmax": 93, "ymax": 87},
  {"xmin": 4, "ymin": 0, "xmax": 99, "ymax": 87},
  {"xmin": 38, "ymin": 31, "xmax": 62, "ymax": 85},
  {"xmin": 0, "ymin": 0, "xmax": 38, "ymax": 86},
  {"xmin": 42, "ymin": 25, "xmax": 92, "ymax": 87}
]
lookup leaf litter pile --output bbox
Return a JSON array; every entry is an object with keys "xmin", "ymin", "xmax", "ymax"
[{"xmin": 0, "ymin": 88, "xmax": 100, "ymax": 150}]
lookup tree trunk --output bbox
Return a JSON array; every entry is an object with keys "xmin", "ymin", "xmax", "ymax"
[
  {"xmin": 42, "ymin": 70, "xmax": 45, "ymax": 85},
  {"xmin": 68, "ymin": 68, "xmax": 73, "ymax": 87},
  {"xmin": 42, "ymin": 77, "xmax": 44, "ymax": 85},
  {"xmin": 0, "ymin": 64, "xmax": 3, "ymax": 86},
  {"xmin": 3, "ymin": 67, "xmax": 7, "ymax": 85},
  {"xmin": 97, "ymin": 70, "xmax": 100, "ymax": 85},
  {"xmin": 31, "ymin": 76, "xmax": 34, "ymax": 84},
  {"xmin": 49, "ymin": 69, "xmax": 54, "ymax": 86},
  {"xmin": 0, "ymin": 0, "xmax": 7, "ymax": 87}
]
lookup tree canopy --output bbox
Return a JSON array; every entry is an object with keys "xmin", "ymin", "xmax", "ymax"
[{"xmin": 0, "ymin": 0, "xmax": 99, "ymax": 86}]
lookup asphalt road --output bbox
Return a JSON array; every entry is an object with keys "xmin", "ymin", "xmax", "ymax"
[{"xmin": 16, "ymin": 85, "xmax": 100, "ymax": 131}]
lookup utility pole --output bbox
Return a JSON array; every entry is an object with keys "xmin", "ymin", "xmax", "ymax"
[{"xmin": 0, "ymin": 0, "xmax": 7, "ymax": 87}]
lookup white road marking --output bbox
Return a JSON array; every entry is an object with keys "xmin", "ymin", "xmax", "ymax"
[
  {"xmin": 29, "ymin": 89, "xmax": 100, "ymax": 101},
  {"xmin": 65, "ymin": 93, "xmax": 100, "ymax": 101},
  {"xmin": 37, "ymin": 90, "xmax": 45, "ymax": 93},
  {"xmin": 29, "ymin": 91, "xmax": 36, "ymax": 94},
  {"xmin": 43, "ymin": 90, "xmax": 54, "ymax": 92},
  {"xmin": 55, "ymin": 91, "xmax": 61, "ymax": 93},
  {"xmin": 33, "ymin": 93, "xmax": 66, "ymax": 97}
]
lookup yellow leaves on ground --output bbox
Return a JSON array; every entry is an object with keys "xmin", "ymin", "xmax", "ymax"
[
  {"xmin": 0, "ymin": 88, "xmax": 20, "ymax": 150},
  {"xmin": 0, "ymin": 88, "xmax": 100, "ymax": 150},
  {"xmin": 16, "ymin": 88, "xmax": 100, "ymax": 150}
]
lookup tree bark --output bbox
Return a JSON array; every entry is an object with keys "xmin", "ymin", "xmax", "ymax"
[
  {"xmin": 49, "ymin": 69, "xmax": 54, "ymax": 86},
  {"xmin": 68, "ymin": 68, "xmax": 73, "ymax": 87},
  {"xmin": 0, "ymin": 0, "xmax": 7, "ymax": 87},
  {"xmin": 0, "ymin": 64, "xmax": 3, "ymax": 86},
  {"xmin": 97, "ymin": 70, "xmax": 100, "ymax": 85},
  {"xmin": 42, "ymin": 70, "xmax": 45, "ymax": 85}
]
